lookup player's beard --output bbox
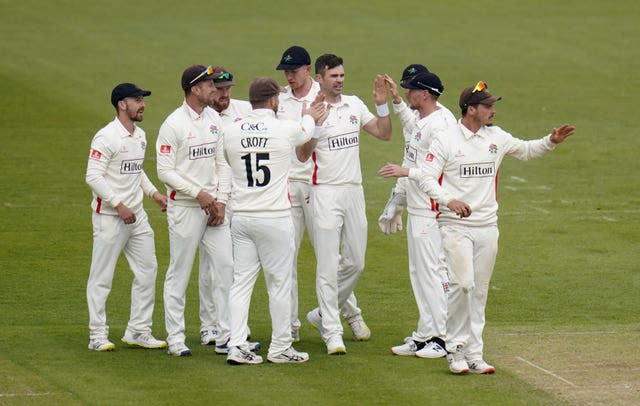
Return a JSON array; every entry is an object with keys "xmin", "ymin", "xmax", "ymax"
[
  {"xmin": 128, "ymin": 107, "xmax": 144, "ymax": 122},
  {"xmin": 213, "ymin": 98, "xmax": 229, "ymax": 112}
]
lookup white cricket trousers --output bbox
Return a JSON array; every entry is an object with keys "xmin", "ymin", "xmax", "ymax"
[
  {"xmin": 311, "ymin": 184, "xmax": 367, "ymax": 341},
  {"xmin": 228, "ymin": 214, "xmax": 294, "ymax": 356},
  {"xmin": 198, "ymin": 203, "xmax": 234, "ymax": 334},
  {"xmin": 440, "ymin": 224, "xmax": 499, "ymax": 360},
  {"xmin": 87, "ymin": 211, "xmax": 158, "ymax": 340},
  {"xmin": 290, "ymin": 181, "xmax": 362, "ymax": 328},
  {"xmin": 163, "ymin": 203, "xmax": 233, "ymax": 346},
  {"xmin": 406, "ymin": 214, "xmax": 448, "ymax": 342}
]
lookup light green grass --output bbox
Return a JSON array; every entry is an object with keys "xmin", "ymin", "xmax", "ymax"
[{"xmin": 1, "ymin": 1, "xmax": 638, "ymax": 405}]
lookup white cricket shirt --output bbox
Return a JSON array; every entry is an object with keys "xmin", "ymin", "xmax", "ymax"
[
  {"xmin": 311, "ymin": 95, "xmax": 375, "ymax": 186},
  {"xmin": 409, "ymin": 120, "xmax": 557, "ymax": 226},
  {"xmin": 402, "ymin": 107, "xmax": 457, "ymax": 217},
  {"xmin": 223, "ymin": 109, "xmax": 315, "ymax": 217},
  {"xmin": 277, "ymin": 80, "xmax": 321, "ymax": 182},
  {"xmin": 86, "ymin": 117, "xmax": 157, "ymax": 216},
  {"xmin": 156, "ymin": 101, "xmax": 231, "ymax": 206}
]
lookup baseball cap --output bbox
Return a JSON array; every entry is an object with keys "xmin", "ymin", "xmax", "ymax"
[
  {"xmin": 276, "ymin": 45, "xmax": 311, "ymax": 70},
  {"xmin": 459, "ymin": 81, "xmax": 502, "ymax": 108},
  {"xmin": 111, "ymin": 83, "xmax": 151, "ymax": 107},
  {"xmin": 212, "ymin": 66, "xmax": 235, "ymax": 88},
  {"xmin": 181, "ymin": 65, "xmax": 216, "ymax": 91},
  {"xmin": 401, "ymin": 64, "xmax": 429, "ymax": 83},
  {"xmin": 249, "ymin": 77, "xmax": 284, "ymax": 103},
  {"xmin": 400, "ymin": 72, "xmax": 444, "ymax": 95}
]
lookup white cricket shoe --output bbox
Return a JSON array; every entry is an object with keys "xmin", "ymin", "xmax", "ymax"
[
  {"xmin": 415, "ymin": 339, "xmax": 447, "ymax": 359},
  {"xmin": 267, "ymin": 347, "xmax": 309, "ymax": 364},
  {"xmin": 121, "ymin": 331, "xmax": 167, "ymax": 349},
  {"xmin": 391, "ymin": 337, "xmax": 425, "ymax": 356},
  {"xmin": 306, "ymin": 308, "xmax": 327, "ymax": 337},
  {"xmin": 227, "ymin": 346, "xmax": 263, "ymax": 365},
  {"xmin": 200, "ymin": 329, "xmax": 218, "ymax": 346},
  {"xmin": 167, "ymin": 342, "xmax": 192, "ymax": 357},
  {"xmin": 446, "ymin": 346, "xmax": 469, "ymax": 374},
  {"xmin": 468, "ymin": 359, "xmax": 496, "ymax": 374},
  {"xmin": 346, "ymin": 314, "xmax": 371, "ymax": 341},
  {"xmin": 88, "ymin": 338, "xmax": 115, "ymax": 352},
  {"xmin": 326, "ymin": 336, "xmax": 346, "ymax": 355},
  {"xmin": 215, "ymin": 339, "xmax": 261, "ymax": 355}
]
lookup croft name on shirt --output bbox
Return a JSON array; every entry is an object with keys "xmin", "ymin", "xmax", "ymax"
[
  {"xmin": 189, "ymin": 143, "xmax": 215, "ymax": 160},
  {"xmin": 460, "ymin": 162, "xmax": 495, "ymax": 177},
  {"xmin": 328, "ymin": 131, "xmax": 359, "ymax": 151},
  {"xmin": 241, "ymin": 137, "xmax": 268, "ymax": 149},
  {"xmin": 120, "ymin": 159, "xmax": 143, "ymax": 174}
]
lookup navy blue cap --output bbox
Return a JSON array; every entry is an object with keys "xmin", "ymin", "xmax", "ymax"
[
  {"xmin": 111, "ymin": 83, "xmax": 151, "ymax": 107},
  {"xmin": 276, "ymin": 45, "xmax": 311, "ymax": 70},
  {"xmin": 400, "ymin": 72, "xmax": 444, "ymax": 95}
]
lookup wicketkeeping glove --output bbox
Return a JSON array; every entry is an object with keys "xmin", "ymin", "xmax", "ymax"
[{"xmin": 377, "ymin": 187, "xmax": 406, "ymax": 235}]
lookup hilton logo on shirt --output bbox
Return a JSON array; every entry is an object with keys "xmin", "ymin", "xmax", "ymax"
[
  {"xmin": 328, "ymin": 131, "xmax": 359, "ymax": 151},
  {"xmin": 189, "ymin": 143, "xmax": 215, "ymax": 160},
  {"xmin": 121, "ymin": 159, "xmax": 143, "ymax": 174},
  {"xmin": 406, "ymin": 145, "xmax": 417, "ymax": 163},
  {"xmin": 460, "ymin": 162, "xmax": 495, "ymax": 178}
]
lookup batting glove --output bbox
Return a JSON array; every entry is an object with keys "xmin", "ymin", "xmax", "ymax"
[{"xmin": 377, "ymin": 187, "xmax": 406, "ymax": 235}]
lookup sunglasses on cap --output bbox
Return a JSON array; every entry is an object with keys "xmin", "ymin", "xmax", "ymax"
[
  {"xmin": 472, "ymin": 80, "xmax": 488, "ymax": 93},
  {"xmin": 213, "ymin": 71, "xmax": 233, "ymax": 83},
  {"xmin": 189, "ymin": 66, "xmax": 215, "ymax": 85}
]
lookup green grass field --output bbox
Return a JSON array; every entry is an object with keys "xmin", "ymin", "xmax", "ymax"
[{"xmin": 1, "ymin": 0, "xmax": 638, "ymax": 404}]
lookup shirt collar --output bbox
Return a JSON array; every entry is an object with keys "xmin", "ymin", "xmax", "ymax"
[
  {"xmin": 114, "ymin": 116, "xmax": 137, "ymax": 137},
  {"xmin": 183, "ymin": 100, "xmax": 206, "ymax": 121},
  {"xmin": 251, "ymin": 108, "xmax": 276, "ymax": 118},
  {"xmin": 458, "ymin": 119, "xmax": 488, "ymax": 139},
  {"xmin": 283, "ymin": 80, "xmax": 320, "ymax": 102}
]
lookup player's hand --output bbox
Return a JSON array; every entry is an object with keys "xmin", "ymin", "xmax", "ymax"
[
  {"xmin": 116, "ymin": 203, "xmax": 136, "ymax": 224},
  {"xmin": 152, "ymin": 191, "xmax": 168, "ymax": 212},
  {"xmin": 207, "ymin": 202, "xmax": 226, "ymax": 226},
  {"xmin": 383, "ymin": 74, "xmax": 402, "ymax": 104},
  {"xmin": 378, "ymin": 163, "xmax": 409, "ymax": 178},
  {"xmin": 549, "ymin": 124, "xmax": 576, "ymax": 144},
  {"xmin": 447, "ymin": 199, "xmax": 472, "ymax": 218},
  {"xmin": 377, "ymin": 187, "xmax": 406, "ymax": 234},
  {"xmin": 196, "ymin": 190, "xmax": 217, "ymax": 215},
  {"xmin": 372, "ymin": 74, "xmax": 389, "ymax": 105},
  {"xmin": 305, "ymin": 100, "xmax": 329, "ymax": 126}
]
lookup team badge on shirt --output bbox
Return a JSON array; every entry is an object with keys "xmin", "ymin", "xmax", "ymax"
[
  {"xmin": 349, "ymin": 115, "xmax": 358, "ymax": 125},
  {"xmin": 489, "ymin": 143, "xmax": 498, "ymax": 154},
  {"xmin": 426, "ymin": 152, "xmax": 435, "ymax": 162},
  {"xmin": 160, "ymin": 144, "xmax": 172, "ymax": 154},
  {"xmin": 90, "ymin": 149, "xmax": 102, "ymax": 160},
  {"xmin": 209, "ymin": 124, "xmax": 219, "ymax": 135},
  {"xmin": 415, "ymin": 131, "xmax": 422, "ymax": 142},
  {"xmin": 141, "ymin": 141, "xmax": 146, "ymax": 150}
]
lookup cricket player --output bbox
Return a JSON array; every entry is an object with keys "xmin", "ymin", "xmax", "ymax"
[
  {"xmin": 381, "ymin": 71, "xmax": 456, "ymax": 359},
  {"xmin": 379, "ymin": 81, "xmax": 576, "ymax": 374},
  {"xmin": 297, "ymin": 54, "xmax": 392, "ymax": 355},
  {"xmin": 157, "ymin": 65, "xmax": 238, "ymax": 357},
  {"xmin": 276, "ymin": 45, "xmax": 370, "ymax": 342},
  {"xmin": 224, "ymin": 77, "xmax": 328, "ymax": 364},
  {"xmin": 85, "ymin": 83, "xmax": 167, "ymax": 352},
  {"xmin": 377, "ymin": 63, "xmax": 452, "ymax": 235},
  {"xmin": 198, "ymin": 66, "xmax": 253, "ymax": 347}
]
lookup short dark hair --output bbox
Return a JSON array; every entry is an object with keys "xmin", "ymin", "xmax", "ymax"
[{"xmin": 315, "ymin": 54, "xmax": 343, "ymax": 75}]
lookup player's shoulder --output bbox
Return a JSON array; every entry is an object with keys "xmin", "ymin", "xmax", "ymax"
[{"xmin": 230, "ymin": 99, "xmax": 252, "ymax": 111}]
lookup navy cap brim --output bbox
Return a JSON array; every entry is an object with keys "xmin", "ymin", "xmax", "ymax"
[{"xmin": 276, "ymin": 63, "xmax": 306, "ymax": 70}]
